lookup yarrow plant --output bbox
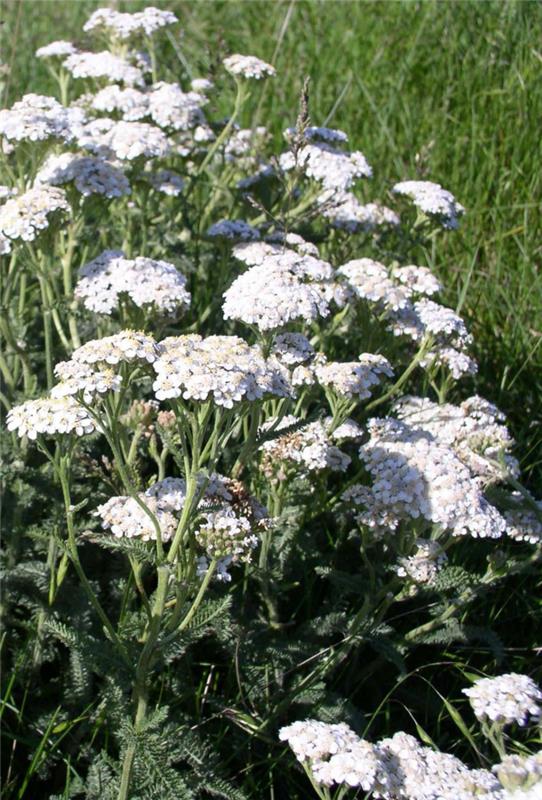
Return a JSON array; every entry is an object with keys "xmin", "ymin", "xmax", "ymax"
[{"xmin": 1, "ymin": 6, "xmax": 541, "ymax": 800}]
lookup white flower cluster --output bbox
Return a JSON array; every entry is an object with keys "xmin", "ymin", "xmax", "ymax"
[
  {"xmin": 36, "ymin": 40, "xmax": 77, "ymax": 59},
  {"xmin": 36, "ymin": 152, "xmax": 131, "ymax": 198},
  {"xmin": 394, "ymin": 395, "xmax": 518, "ymax": 485},
  {"xmin": 504, "ymin": 493, "xmax": 542, "ymax": 544},
  {"xmin": 0, "ymin": 186, "xmax": 70, "ymax": 242},
  {"xmin": 147, "ymin": 82, "xmax": 208, "ymax": 131},
  {"xmin": 207, "ymin": 220, "xmax": 260, "ymax": 241},
  {"xmin": 279, "ymin": 722, "xmax": 502, "ymax": 798},
  {"xmin": 318, "ymin": 189, "xmax": 400, "ymax": 233},
  {"xmin": 223, "ymin": 241, "xmax": 342, "ymax": 331},
  {"xmin": 84, "ymin": 6, "xmax": 178, "ymax": 39},
  {"xmin": 315, "ymin": 354, "xmax": 394, "ymax": 400},
  {"xmin": 393, "ymin": 179, "xmax": 465, "ymax": 229},
  {"xmin": 0, "ymin": 94, "xmax": 84, "ymax": 143},
  {"xmin": 52, "ymin": 360, "xmax": 122, "ymax": 402},
  {"xmin": 145, "ymin": 169, "xmax": 184, "ymax": 196},
  {"xmin": 387, "ymin": 298, "xmax": 477, "ymax": 379},
  {"xmin": 152, "ymin": 335, "xmax": 290, "ymax": 407},
  {"xmin": 271, "ymin": 333, "xmax": 315, "ymax": 366},
  {"xmin": 91, "ymin": 85, "xmax": 150, "ymax": 121},
  {"xmin": 63, "ymin": 51, "xmax": 145, "ymax": 86},
  {"xmin": 7, "ymin": 396, "xmax": 96, "ymax": 440},
  {"xmin": 70, "ymin": 330, "xmax": 161, "ymax": 367},
  {"xmin": 339, "ymin": 258, "xmax": 441, "ymax": 312},
  {"xmin": 355, "ymin": 417, "xmax": 507, "ymax": 539},
  {"xmin": 223, "ymin": 54, "xmax": 276, "ymax": 80},
  {"xmin": 463, "ymin": 673, "xmax": 542, "ymax": 728},
  {"xmin": 396, "ymin": 538, "xmax": 448, "ymax": 585},
  {"xmin": 77, "ymin": 118, "xmax": 169, "ymax": 160},
  {"xmin": 280, "ymin": 135, "xmax": 372, "ymax": 192},
  {"xmin": 74, "ymin": 250, "xmax": 191, "ymax": 316},
  {"xmin": 259, "ymin": 415, "xmax": 361, "ymax": 477},
  {"xmin": 494, "ymin": 752, "xmax": 542, "ymax": 798}
]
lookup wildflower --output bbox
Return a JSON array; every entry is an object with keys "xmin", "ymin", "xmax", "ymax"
[
  {"xmin": 83, "ymin": 7, "xmax": 178, "ymax": 39},
  {"xmin": 75, "ymin": 250, "xmax": 191, "ymax": 316},
  {"xmin": 152, "ymin": 335, "xmax": 291, "ymax": 407},
  {"xmin": 223, "ymin": 54, "xmax": 276, "ymax": 80},
  {"xmin": 0, "ymin": 94, "xmax": 84, "ymax": 143},
  {"xmin": 63, "ymin": 51, "xmax": 145, "ymax": 86},
  {"xmin": 36, "ymin": 40, "xmax": 77, "ymax": 59},
  {"xmin": 280, "ymin": 141, "xmax": 372, "ymax": 191},
  {"xmin": 70, "ymin": 330, "xmax": 161, "ymax": 366},
  {"xmin": 0, "ymin": 186, "xmax": 70, "ymax": 242},
  {"xmin": 394, "ymin": 395, "xmax": 518, "ymax": 484},
  {"xmin": 36, "ymin": 152, "xmax": 131, "ymax": 198},
  {"xmin": 207, "ymin": 220, "xmax": 260, "ymax": 241},
  {"xmin": 190, "ymin": 78, "xmax": 214, "ymax": 93},
  {"xmin": 504, "ymin": 493, "xmax": 542, "ymax": 544},
  {"xmin": 392, "ymin": 264, "xmax": 442, "ymax": 296},
  {"xmin": 52, "ymin": 361, "xmax": 122, "ymax": 402},
  {"xmin": 91, "ymin": 85, "xmax": 149, "ymax": 121},
  {"xmin": 319, "ymin": 190, "xmax": 400, "ymax": 233},
  {"xmin": 223, "ymin": 242, "xmax": 338, "ymax": 332},
  {"xmin": 393, "ymin": 179, "xmax": 465, "ymax": 229},
  {"xmin": 396, "ymin": 539, "xmax": 448, "ymax": 584},
  {"xmin": 463, "ymin": 673, "xmax": 542, "ymax": 727},
  {"xmin": 339, "ymin": 258, "xmax": 410, "ymax": 310},
  {"xmin": 493, "ymin": 752, "xmax": 542, "ymax": 795},
  {"xmin": 7, "ymin": 396, "xmax": 96, "ymax": 439},
  {"xmin": 259, "ymin": 416, "xmax": 352, "ymax": 476},
  {"xmin": 315, "ymin": 354, "xmax": 394, "ymax": 400},
  {"xmin": 77, "ymin": 118, "xmax": 169, "ymax": 160},
  {"xmin": 147, "ymin": 82, "xmax": 207, "ymax": 131},
  {"xmin": 358, "ymin": 417, "xmax": 507, "ymax": 539},
  {"xmin": 145, "ymin": 169, "xmax": 184, "ymax": 196},
  {"xmin": 271, "ymin": 333, "xmax": 315, "ymax": 366}
]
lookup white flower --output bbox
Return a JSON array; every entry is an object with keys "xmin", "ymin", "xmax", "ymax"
[
  {"xmin": 463, "ymin": 673, "xmax": 542, "ymax": 727},
  {"xmin": 318, "ymin": 190, "xmax": 400, "ymax": 233},
  {"xmin": 315, "ymin": 354, "xmax": 394, "ymax": 400},
  {"xmin": 393, "ymin": 179, "xmax": 465, "ymax": 229},
  {"xmin": 63, "ymin": 51, "xmax": 145, "ymax": 86},
  {"xmin": 504, "ymin": 493, "xmax": 542, "ymax": 544},
  {"xmin": 190, "ymin": 78, "xmax": 214, "ymax": 93},
  {"xmin": 84, "ymin": 7, "xmax": 178, "ymax": 39},
  {"xmin": 392, "ymin": 265, "xmax": 441, "ymax": 296},
  {"xmin": 280, "ymin": 142, "xmax": 372, "ymax": 191},
  {"xmin": 358, "ymin": 417, "xmax": 507, "ymax": 539},
  {"xmin": 339, "ymin": 258, "xmax": 410, "ymax": 310},
  {"xmin": 223, "ymin": 54, "xmax": 276, "ymax": 80},
  {"xmin": 70, "ymin": 330, "xmax": 161, "ymax": 367},
  {"xmin": 396, "ymin": 539, "xmax": 448, "ymax": 584},
  {"xmin": 207, "ymin": 220, "xmax": 260, "ymax": 241},
  {"xmin": 0, "ymin": 94, "xmax": 84, "ymax": 143},
  {"xmin": 77, "ymin": 118, "xmax": 170, "ymax": 160},
  {"xmin": 152, "ymin": 335, "xmax": 291, "ymax": 407},
  {"xmin": 7, "ymin": 396, "xmax": 96, "ymax": 439},
  {"xmin": 52, "ymin": 361, "xmax": 122, "ymax": 402},
  {"xmin": 145, "ymin": 169, "xmax": 184, "ymax": 196},
  {"xmin": 147, "ymin": 82, "xmax": 207, "ymax": 131},
  {"xmin": 0, "ymin": 186, "xmax": 70, "ymax": 241},
  {"xmin": 91, "ymin": 85, "xmax": 149, "ymax": 121},
  {"xmin": 35, "ymin": 152, "xmax": 131, "ymax": 198},
  {"xmin": 75, "ymin": 250, "xmax": 190, "ymax": 316},
  {"xmin": 260, "ymin": 416, "xmax": 351, "ymax": 475},
  {"xmin": 36, "ymin": 40, "xmax": 77, "ymax": 59},
  {"xmin": 223, "ymin": 242, "xmax": 338, "ymax": 332},
  {"xmin": 271, "ymin": 333, "xmax": 315, "ymax": 366}
]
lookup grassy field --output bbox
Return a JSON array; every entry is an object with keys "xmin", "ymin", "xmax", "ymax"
[{"xmin": 4, "ymin": 0, "xmax": 540, "ymax": 482}]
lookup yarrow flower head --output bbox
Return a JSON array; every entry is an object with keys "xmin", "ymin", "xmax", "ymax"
[
  {"xmin": 280, "ymin": 141, "xmax": 372, "ymax": 192},
  {"xmin": 145, "ymin": 169, "xmax": 184, "ymax": 196},
  {"xmin": 77, "ymin": 118, "xmax": 170, "ymax": 160},
  {"xmin": 318, "ymin": 190, "xmax": 400, "ymax": 233},
  {"xmin": 152, "ymin": 335, "xmax": 291, "ymax": 407},
  {"xmin": 70, "ymin": 330, "xmax": 161, "ymax": 367},
  {"xmin": 74, "ymin": 250, "xmax": 191, "ymax": 316},
  {"xmin": 503, "ymin": 492, "xmax": 542, "ymax": 544},
  {"xmin": 223, "ymin": 241, "xmax": 341, "ymax": 332},
  {"xmin": 52, "ymin": 360, "xmax": 122, "ymax": 402},
  {"xmin": 396, "ymin": 538, "xmax": 448, "ymax": 585},
  {"xmin": 36, "ymin": 40, "xmax": 77, "ymax": 59},
  {"xmin": 84, "ymin": 7, "xmax": 178, "ymax": 39},
  {"xmin": 207, "ymin": 219, "xmax": 260, "ymax": 241},
  {"xmin": 147, "ymin": 82, "xmax": 208, "ymax": 131},
  {"xmin": 63, "ymin": 51, "xmax": 145, "ymax": 86},
  {"xmin": 0, "ymin": 94, "xmax": 84, "ymax": 143},
  {"xmin": 463, "ymin": 673, "xmax": 542, "ymax": 728},
  {"xmin": 7, "ymin": 396, "xmax": 96, "ymax": 440},
  {"xmin": 315, "ymin": 354, "xmax": 394, "ymax": 400},
  {"xmin": 35, "ymin": 152, "xmax": 131, "ymax": 198},
  {"xmin": 223, "ymin": 54, "xmax": 276, "ymax": 80},
  {"xmin": 393, "ymin": 179, "xmax": 465, "ymax": 229},
  {"xmin": 356, "ymin": 417, "xmax": 507, "ymax": 539},
  {"xmin": 0, "ymin": 186, "xmax": 70, "ymax": 242}
]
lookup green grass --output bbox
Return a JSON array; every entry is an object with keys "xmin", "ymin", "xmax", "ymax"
[{"xmin": 2, "ymin": 0, "xmax": 541, "ymax": 483}]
